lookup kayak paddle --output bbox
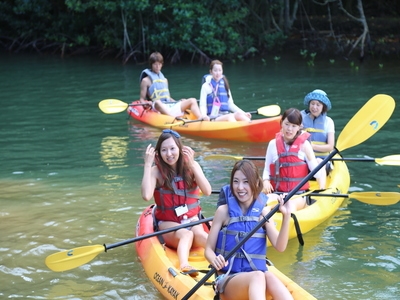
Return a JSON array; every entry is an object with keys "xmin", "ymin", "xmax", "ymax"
[
  {"xmin": 98, "ymin": 99, "xmax": 174, "ymax": 114},
  {"xmin": 208, "ymin": 190, "xmax": 400, "ymax": 206},
  {"xmin": 204, "ymin": 154, "xmax": 400, "ymax": 166},
  {"xmin": 248, "ymin": 104, "xmax": 281, "ymax": 116},
  {"xmin": 182, "ymin": 94, "xmax": 395, "ymax": 299},
  {"xmin": 45, "ymin": 216, "xmax": 213, "ymax": 272}
]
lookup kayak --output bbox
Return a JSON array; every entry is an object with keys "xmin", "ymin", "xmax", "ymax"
[
  {"xmin": 267, "ymin": 158, "xmax": 350, "ymax": 247},
  {"xmin": 127, "ymin": 100, "xmax": 281, "ymax": 143},
  {"xmin": 135, "ymin": 205, "xmax": 317, "ymax": 300}
]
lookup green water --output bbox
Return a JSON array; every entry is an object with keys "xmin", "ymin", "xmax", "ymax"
[{"xmin": 0, "ymin": 53, "xmax": 399, "ymax": 299}]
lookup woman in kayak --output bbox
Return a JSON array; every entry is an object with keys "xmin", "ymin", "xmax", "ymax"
[
  {"xmin": 262, "ymin": 108, "xmax": 326, "ymax": 211},
  {"xmin": 141, "ymin": 129, "xmax": 212, "ymax": 276},
  {"xmin": 301, "ymin": 89, "xmax": 335, "ymax": 159},
  {"xmin": 205, "ymin": 160, "xmax": 294, "ymax": 300},
  {"xmin": 199, "ymin": 60, "xmax": 251, "ymax": 121}
]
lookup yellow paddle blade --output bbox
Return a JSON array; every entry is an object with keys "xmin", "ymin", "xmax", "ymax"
[
  {"xmin": 376, "ymin": 155, "xmax": 400, "ymax": 166},
  {"xmin": 204, "ymin": 154, "xmax": 244, "ymax": 161},
  {"xmin": 45, "ymin": 245, "xmax": 105, "ymax": 272},
  {"xmin": 98, "ymin": 99, "xmax": 128, "ymax": 114},
  {"xmin": 337, "ymin": 94, "xmax": 395, "ymax": 151},
  {"xmin": 256, "ymin": 105, "xmax": 281, "ymax": 117},
  {"xmin": 350, "ymin": 192, "xmax": 400, "ymax": 206}
]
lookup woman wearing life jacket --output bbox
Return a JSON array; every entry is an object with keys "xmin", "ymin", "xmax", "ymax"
[
  {"xmin": 199, "ymin": 60, "xmax": 251, "ymax": 121},
  {"xmin": 301, "ymin": 89, "xmax": 335, "ymax": 159},
  {"xmin": 141, "ymin": 129, "xmax": 212, "ymax": 276},
  {"xmin": 262, "ymin": 108, "xmax": 326, "ymax": 211},
  {"xmin": 205, "ymin": 160, "xmax": 294, "ymax": 300}
]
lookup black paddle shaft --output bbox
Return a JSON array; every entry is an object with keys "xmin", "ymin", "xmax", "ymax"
[
  {"xmin": 104, "ymin": 216, "xmax": 213, "ymax": 251},
  {"xmin": 234, "ymin": 156, "xmax": 375, "ymax": 162}
]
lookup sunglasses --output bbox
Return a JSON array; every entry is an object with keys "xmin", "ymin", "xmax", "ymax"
[{"xmin": 162, "ymin": 129, "xmax": 181, "ymax": 138}]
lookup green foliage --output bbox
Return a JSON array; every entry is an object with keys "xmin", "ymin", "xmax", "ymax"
[
  {"xmin": 307, "ymin": 52, "xmax": 317, "ymax": 67},
  {"xmin": 263, "ymin": 32, "xmax": 287, "ymax": 51},
  {"xmin": 1, "ymin": 0, "xmax": 396, "ymax": 62},
  {"xmin": 300, "ymin": 49, "xmax": 308, "ymax": 59}
]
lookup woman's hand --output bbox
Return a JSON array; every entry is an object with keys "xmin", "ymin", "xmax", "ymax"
[
  {"xmin": 144, "ymin": 144, "xmax": 156, "ymax": 166},
  {"xmin": 182, "ymin": 146, "xmax": 195, "ymax": 168},
  {"xmin": 212, "ymin": 254, "xmax": 228, "ymax": 271},
  {"xmin": 263, "ymin": 179, "xmax": 274, "ymax": 194},
  {"xmin": 277, "ymin": 194, "xmax": 294, "ymax": 216},
  {"xmin": 202, "ymin": 115, "xmax": 210, "ymax": 121}
]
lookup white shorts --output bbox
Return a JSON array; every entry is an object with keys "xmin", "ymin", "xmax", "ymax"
[{"xmin": 153, "ymin": 101, "xmax": 183, "ymax": 118}]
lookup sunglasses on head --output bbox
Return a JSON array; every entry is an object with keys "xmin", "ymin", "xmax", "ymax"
[{"xmin": 162, "ymin": 129, "xmax": 181, "ymax": 138}]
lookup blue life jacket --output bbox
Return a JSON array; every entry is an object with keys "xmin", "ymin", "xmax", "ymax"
[
  {"xmin": 202, "ymin": 75, "xmax": 230, "ymax": 115},
  {"xmin": 140, "ymin": 69, "xmax": 170, "ymax": 102},
  {"xmin": 301, "ymin": 110, "xmax": 329, "ymax": 157},
  {"xmin": 215, "ymin": 185, "xmax": 267, "ymax": 273}
]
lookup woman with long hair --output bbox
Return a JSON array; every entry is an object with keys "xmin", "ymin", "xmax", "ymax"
[{"xmin": 141, "ymin": 129, "xmax": 212, "ymax": 276}]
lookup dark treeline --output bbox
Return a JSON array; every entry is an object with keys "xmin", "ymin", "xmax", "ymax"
[{"xmin": 0, "ymin": 0, "xmax": 399, "ymax": 64}]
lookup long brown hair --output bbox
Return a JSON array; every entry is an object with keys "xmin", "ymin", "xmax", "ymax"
[
  {"xmin": 209, "ymin": 60, "xmax": 230, "ymax": 98},
  {"xmin": 154, "ymin": 131, "xmax": 195, "ymax": 190},
  {"xmin": 230, "ymin": 160, "xmax": 263, "ymax": 200},
  {"xmin": 281, "ymin": 108, "xmax": 303, "ymax": 145}
]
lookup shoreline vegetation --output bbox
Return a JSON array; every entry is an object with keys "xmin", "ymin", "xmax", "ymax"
[{"xmin": 1, "ymin": 1, "xmax": 399, "ymax": 64}]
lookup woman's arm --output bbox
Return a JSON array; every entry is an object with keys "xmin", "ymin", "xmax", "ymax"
[
  {"xmin": 265, "ymin": 195, "xmax": 293, "ymax": 252},
  {"xmin": 141, "ymin": 166, "xmax": 158, "ymax": 201},
  {"xmin": 192, "ymin": 160, "xmax": 212, "ymax": 196},
  {"xmin": 199, "ymin": 82, "xmax": 211, "ymax": 116},
  {"xmin": 141, "ymin": 144, "xmax": 158, "ymax": 201},
  {"xmin": 311, "ymin": 131, "xmax": 335, "ymax": 153},
  {"xmin": 311, "ymin": 117, "xmax": 335, "ymax": 153},
  {"xmin": 205, "ymin": 206, "xmax": 228, "ymax": 270},
  {"xmin": 304, "ymin": 141, "xmax": 326, "ymax": 189},
  {"xmin": 227, "ymin": 90, "xmax": 246, "ymax": 114},
  {"xmin": 183, "ymin": 146, "xmax": 212, "ymax": 196},
  {"xmin": 262, "ymin": 141, "xmax": 276, "ymax": 193}
]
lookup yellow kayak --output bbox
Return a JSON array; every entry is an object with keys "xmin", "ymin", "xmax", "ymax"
[
  {"xmin": 135, "ymin": 205, "xmax": 317, "ymax": 300},
  {"xmin": 267, "ymin": 158, "xmax": 350, "ymax": 247}
]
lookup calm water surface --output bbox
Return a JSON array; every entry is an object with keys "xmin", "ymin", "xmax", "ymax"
[{"xmin": 1, "ymin": 53, "xmax": 399, "ymax": 299}]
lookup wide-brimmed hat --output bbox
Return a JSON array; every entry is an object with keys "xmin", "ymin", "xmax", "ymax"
[{"xmin": 304, "ymin": 89, "xmax": 331, "ymax": 111}]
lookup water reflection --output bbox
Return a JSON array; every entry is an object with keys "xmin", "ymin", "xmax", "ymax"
[{"xmin": 99, "ymin": 136, "xmax": 129, "ymax": 170}]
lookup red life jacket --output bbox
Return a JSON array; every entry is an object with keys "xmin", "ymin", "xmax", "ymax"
[
  {"xmin": 153, "ymin": 175, "xmax": 200, "ymax": 223},
  {"xmin": 269, "ymin": 132, "xmax": 311, "ymax": 192}
]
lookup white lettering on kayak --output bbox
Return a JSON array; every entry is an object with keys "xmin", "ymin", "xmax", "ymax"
[{"xmin": 153, "ymin": 272, "xmax": 180, "ymax": 300}]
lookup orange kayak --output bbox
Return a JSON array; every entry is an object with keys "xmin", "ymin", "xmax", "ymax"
[
  {"xmin": 127, "ymin": 100, "xmax": 281, "ymax": 143},
  {"xmin": 135, "ymin": 205, "xmax": 317, "ymax": 300}
]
